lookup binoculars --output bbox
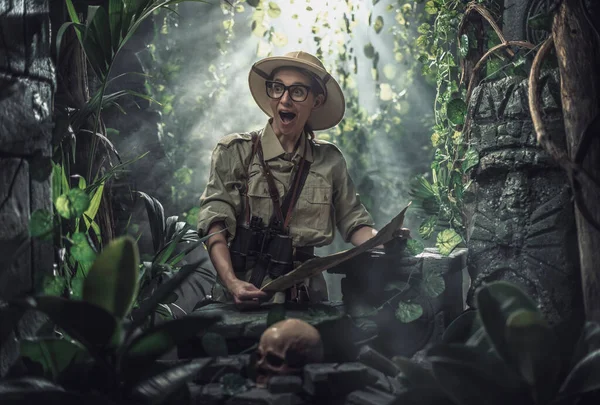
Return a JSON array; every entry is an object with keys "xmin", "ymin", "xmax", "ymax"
[{"xmin": 229, "ymin": 216, "xmax": 294, "ymax": 281}]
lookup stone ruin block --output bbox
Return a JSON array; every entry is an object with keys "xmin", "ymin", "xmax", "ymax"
[
  {"xmin": 195, "ymin": 355, "xmax": 251, "ymax": 384},
  {"xmin": 302, "ymin": 363, "xmax": 369, "ymax": 397},
  {"xmin": 225, "ymin": 389, "xmax": 303, "ymax": 405},
  {"xmin": 345, "ymin": 387, "xmax": 398, "ymax": 405},
  {"xmin": 268, "ymin": 375, "xmax": 303, "ymax": 394}
]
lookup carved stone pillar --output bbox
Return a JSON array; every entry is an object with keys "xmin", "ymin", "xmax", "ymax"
[
  {"xmin": 0, "ymin": 0, "xmax": 54, "ymax": 376},
  {"xmin": 465, "ymin": 71, "xmax": 583, "ymax": 325}
]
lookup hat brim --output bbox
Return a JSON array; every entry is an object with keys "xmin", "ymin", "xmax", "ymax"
[{"xmin": 248, "ymin": 56, "xmax": 345, "ymax": 131}]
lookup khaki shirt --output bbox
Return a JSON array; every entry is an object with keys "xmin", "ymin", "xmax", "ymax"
[{"xmin": 197, "ymin": 121, "xmax": 374, "ymax": 247}]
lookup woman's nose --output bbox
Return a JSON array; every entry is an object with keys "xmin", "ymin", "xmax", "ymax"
[{"xmin": 280, "ymin": 89, "xmax": 293, "ymax": 104}]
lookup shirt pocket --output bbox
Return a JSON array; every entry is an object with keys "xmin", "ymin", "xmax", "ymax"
[
  {"xmin": 296, "ymin": 184, "xmax": 332, "ymax": 231},
  {"xmin": 247, "ymin": 178, "xmax": 283, "ymax": 223}
]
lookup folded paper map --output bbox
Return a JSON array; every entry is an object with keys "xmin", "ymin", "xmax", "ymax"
[{"xmin": 261, "ymin": 203, "xmax": 411, "ymax": 292}]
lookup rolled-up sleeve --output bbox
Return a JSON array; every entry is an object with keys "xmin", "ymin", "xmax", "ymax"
[
  {"xmin": 332, "ymin": 151, "xmax": 375, "ymax": 242},
  {"xmin": 197, "ymin": 144, "xmax": 243, "ymax": 242}
]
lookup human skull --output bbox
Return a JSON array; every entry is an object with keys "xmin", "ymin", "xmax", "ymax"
[{"xmin": 255, "ymin": 318, "xmax": 324, "ymax": 386}]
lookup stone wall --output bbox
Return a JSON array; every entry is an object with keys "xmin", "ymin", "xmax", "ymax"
[
  {"xmin": 0, "ymin": 0, "xmax": 54, "ymax": 376},
  {"xmin": 465, "ymin": 70, "xmax": 583, "ymax": 324}
]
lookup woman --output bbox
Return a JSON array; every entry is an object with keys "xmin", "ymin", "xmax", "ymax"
[{"xmin": 197, "ymin": 51, "xmax": 381, "ymax": 306}]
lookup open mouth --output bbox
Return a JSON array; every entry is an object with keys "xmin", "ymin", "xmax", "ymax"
[{"xmin": 279, "ymin": 111, "xmax": 297, "ymax": 124}]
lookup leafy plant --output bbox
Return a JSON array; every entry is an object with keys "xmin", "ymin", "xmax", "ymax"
[
  {"xmin": 393, "ymin": 281, "xmax": 600, "ymax": 405},
  {"xmin": 2, "ymin": 236, "xmax": 220, "ymax": 404}
]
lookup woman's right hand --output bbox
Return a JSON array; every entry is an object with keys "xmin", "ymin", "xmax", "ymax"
[{"xmin": 227, "ymin": 279, "xmax": 268, "ymax": 306}]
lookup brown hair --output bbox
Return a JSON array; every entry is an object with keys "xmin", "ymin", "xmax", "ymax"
[{"xmin": 269, "ymin": 67, "xmax": 325, "ymax": 141}]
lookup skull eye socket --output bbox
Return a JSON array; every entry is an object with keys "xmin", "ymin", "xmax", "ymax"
[
  {"xmin": 285, "ymin": 351, "xmax": 308, "ymax": 368},
  {"xmin": 265, "ymin": 353, "xmax": 285, "ymax": 367}
]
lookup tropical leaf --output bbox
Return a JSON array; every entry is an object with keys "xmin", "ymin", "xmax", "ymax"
[
  {"xmin": 12, "ymin": 296, "xmax": 117, "ymax": 349},
  {"xmin": 446, "ymin": 98, "xmax": 467, "ymax": 126},
  {"xmin": 364, "ymin": 43, "xmax": 375, "ymax": 58},
  {"xmin": 69, "ymin": 232, "xmax": 97, "ymax": 264},
  {"xmin": 129, "ymin": 260, "xmax": 207, "ymax": 333},
  {"xmin": 55, "ymin": 189, "xmax": 90, "ymax": 219},
  {"xmin": 428, "ymin": 344, "xmax": 527, "ymax": 405},
  {"xmin": 459, "ymin": 34, "xmax": 469, "ymax": 58},
  {"xmin": 108, "ymin": 0, "xmax": 124, "ymax": 52},
  {"xmin": 435, "ymin": 228, "xmax": 462, "ymax": 256},
  {"xmin": 138, "ymin": 191, "xmax": 166, "ymax": 253},
  {"xmin": 267, "ymin": 2, "xmax": 281, "ymax": 18},
  {"xmin": 406, "ymin": 239, "xmax": 425, "ymax": 256},
  {"xmin": 421, "ymin": 268, "xmax": 445, "ymax": 298},
  {"xmin": 462, "ymin": 148, "xmax": 480, "ymax": 173},
  {"xmin": 560, "ymin": 349, "xmax": 600, "ymax": 396},
  {"xmin": 475, "ymin": 282, "xmax": 540, "ymax": 370},
  {"xmin": 395, "ymin": 301, "xmax": 423, "ymax": 323},
  {"xmin": 505, "ymin": 309, "xmax": 561, "ymax": 401},
  {"xmin": 418, "ymin": 216, "xmax": 438, "ymax": 240},
  {"xmin": 83, "ymin": 236, "xmax": 140, "ymax": 319},
  {"xmin": 19, "ymin": 338, "xmax": 88, "ymax": 381}
]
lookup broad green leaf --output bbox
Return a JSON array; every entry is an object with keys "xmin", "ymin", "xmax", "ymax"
[
  {"xmin": 505, "ymin": 309, "xmax": 560, "ymax": 397},
  {"xmin": 13, "ymin": 296, "xmax": 118, "ymax": 348},
  {"xmin": 395, "ymin": 301, "xmax": 423, "ymax": 323},
  {"xmin": 560, "ymin": 349, "xmax": 600, "ymax": 396},
  {"xmin": 436, "ymin": 229, "xmax": 462, "ymax": 256},
  {"xmin": 55, "ymin": 189, "xmax": 90, "ymax": 219},
  {"xmin": 373, "ymin": 16, "xmax": 384, "ymax": 34},
  {"xmin": 446, "ymin": 98, "xmax": 467, "ymax": 126},
  {"xmin": 124, "ymin": 315, "xmax": 221, "ymax": 366},
  {"xmin": 83, "ymin": 236, "xmax": 139, "ymax": 319},
  {"xmin": 442, "ymin": 309, "xmax": 481, "ymax": 344},
  {"xmin": 89, "ymin": 5, "xmax": 112, "ymax": 67},
  {"xmin": 42, "ymin": 274, "xmax": 66, "ymax": 297},
  {"xmin": 20, "ymin": 338, "xmax": 88, "ymax": 381},
  {"xmin": 475, "ymin": 282, "xmax": 541, "ymax": 372},
  {"xmin": 406, "ymin": 239, "xmax": 425, "ymax": 256},
  {"xmin": 266, "ymin": 304, "xmax": 286, "ymax": 327},
  {"xmin": 247, "ymin": 0, "xmax": 260, "ymax": 7},
  {"xmin": 201, "ymin": 332, "xmax": 228, "ymax": 357},
  {"xmin": 267, "ymin": 2, "xmax": 281, "ymax": 18},
  {"xmin": 29, "ymin": 209, "xmax": 53, "ymax": 240},
  {"xmin": 419, "ymin": 216, "xmax": 438, "ymax": 240},
  {"xmin": 459, "ymin": 34, "xmax": 469, "ymax": 58},
  {"xmin": 462, "ymin": 148, "xmax": 480, "ymax": 172},
  {"xmin": 70, "ymin": 233, "xmax": 96, "ymax": 264},
  {"xmin": 363, "ymin": 43, "xmax": 375, "ymax": 59},
  {"xmin": 422, "ymin": 268, "xmax": 445, "ymax": 298}
]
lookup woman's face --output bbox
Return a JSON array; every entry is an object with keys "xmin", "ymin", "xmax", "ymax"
[{"xmin": 268, "ymin": 68, "xmax": 323, "ymax": 138}]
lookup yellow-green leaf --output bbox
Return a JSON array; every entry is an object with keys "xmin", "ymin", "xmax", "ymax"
[
  {"xmin": 30, "ymin": 209, "xmax": 53, "ymax": 240},
  {"xmin": 55, "ymin": 189, "xmax": 90, "ymax": 219},
  {"xmin": 267, "ymin": 2, "xmax": 281, "ymax": 18},
  {"xmin": 436, "ymin": 228, "xmax": 462, "ymax": 256},
  {"xmin": 373, "ymin": 16, "xmax": 384, "ymax": 34}
]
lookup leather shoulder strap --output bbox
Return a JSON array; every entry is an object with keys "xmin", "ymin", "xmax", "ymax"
[{"xmin": 257, "ymin": 139, "xmax": 285, "ymax": 226}]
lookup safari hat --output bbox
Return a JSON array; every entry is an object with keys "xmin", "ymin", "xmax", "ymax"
[{"xmin": 248, "ymin": 51, "xmax": 345, "ymax": 131}]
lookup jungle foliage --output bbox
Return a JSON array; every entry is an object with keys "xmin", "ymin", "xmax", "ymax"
[
  {"xmin": 1, "ymin": 237, "xmax": 220, "ymax": 404},
  {"xmin": 393, "ymin": 281, "xmax": 600, "ymax": 405}
]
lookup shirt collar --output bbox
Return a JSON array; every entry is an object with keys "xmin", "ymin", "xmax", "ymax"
[{"xmin": 261, "ymin": 121, "xmax": 314, "ymax": 162}]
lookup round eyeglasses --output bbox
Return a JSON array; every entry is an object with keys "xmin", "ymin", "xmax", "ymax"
[{"xmin": 265, "ymin": 80, "xmax": 311, "ymax": 102}]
